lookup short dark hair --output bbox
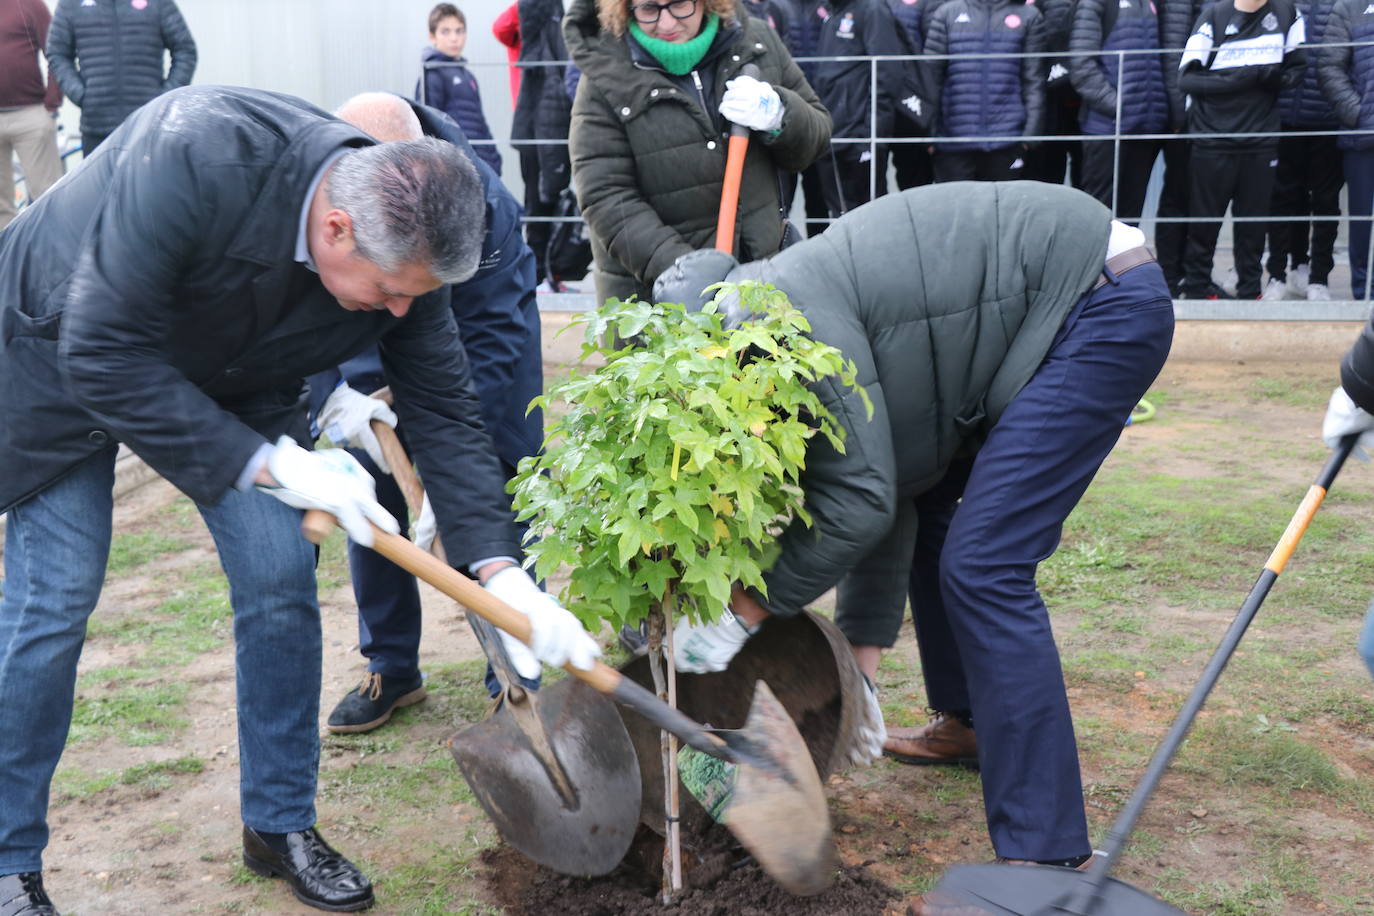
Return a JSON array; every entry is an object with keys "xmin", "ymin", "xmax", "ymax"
[
  {"xmin": 328, "ymin": 138, "xmax": 486, "ymax": 285},
  {"xmin": 428, "ymin": 3, "xmax": 464, "ymax": 33}
]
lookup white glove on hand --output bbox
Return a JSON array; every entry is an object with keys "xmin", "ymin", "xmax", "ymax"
[
  {"xmin": 673, "ymin": 607, "xmax": 755, "ymax": 674},
  {"xmin": 413, "ymin": 493, "xmax": 437, "ymax": 553},
  {"xmin": 846, "ymin": 676, "xmax": 887, "ymax": 768},
  {"xmin": 257, "ymin": 436, "xmax": 399, "ymax": 547},
  {"xmin": 718, "ymin": 74, "xmax": 784, "ymax": 133},
  {"xmin": 484, "ymin": 566, "xmax": 602, "ymax": 675},
  {"xmin": 1322, "ymin": 386, "xmax": 1374, "ymax": 461},
  {"xmin": 317, "ymin": 384, "xmax": 399, "ymax": 474}
]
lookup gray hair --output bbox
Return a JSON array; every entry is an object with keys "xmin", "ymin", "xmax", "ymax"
[{"xmin": 326, "ymin": 138, "xmax": 484, "ymax": 284}]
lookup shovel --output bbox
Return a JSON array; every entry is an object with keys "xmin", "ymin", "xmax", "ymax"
[
  {"xmin": 714, "ymin": 63, "xmax": 760, "ymax": 255},
  {"xmin": 301, "ymin": 506, "xmax": 836, "ymax": 894},
  {"xmin": 924, "ymin": 435, "xmax": 1358, "ymax": 915},
  {"xmin": 355, "ymin": 418, "xmax": 642, "ymax": 875}
]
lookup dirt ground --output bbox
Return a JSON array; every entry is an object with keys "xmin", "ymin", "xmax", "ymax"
[{"xmin": 9, "ymin": 356, "xmax": 1374, "ymax": 915}]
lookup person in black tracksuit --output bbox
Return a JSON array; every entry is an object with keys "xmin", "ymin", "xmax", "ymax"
[
  {"xmin": 1178, "ymin": 0, "xmax": 1306, "ymax": 300},
  {"xmin": 889, "ymin": 0, "xmax": 937, "ymax": 189},
  {"xmin": 1070, "ymin": 0, "xmax": 1171, "ymax": 220},
  {"xmin": 804, "ymin": 0, "xmax": 909, "ymax": 217},
  {"xmin": 1031, "ymin": 0, "xmax": 1086, "ymax": 185},
  {"xmin": 924, "ymin": 0, "xmax": 1047, "ymax": 180},
  {"xmin": 1159, "ymin": 0, "xmax": 1209, "ymax": 295},
  {"xmin": 1319, "ymin": 0, "xmax": 1374, "ymax": 298},
  {"xmin": 1265, "ymin": 0, "xmax": 1342, "ymax": 300}
]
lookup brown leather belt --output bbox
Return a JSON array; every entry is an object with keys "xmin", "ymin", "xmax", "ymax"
[{"xmin": 1092, "ymin": 245, "xmax": 1156, "ymax": 291}]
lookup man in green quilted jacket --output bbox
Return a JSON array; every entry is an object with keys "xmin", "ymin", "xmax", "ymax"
[{"xmin": 654, "ymin": 181, "xmax": 1174, "ymax": 896}]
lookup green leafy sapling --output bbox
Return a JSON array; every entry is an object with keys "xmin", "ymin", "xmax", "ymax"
[{"xmin": 509, "ymin": 282, "xmax": 872, "ymax": 634}]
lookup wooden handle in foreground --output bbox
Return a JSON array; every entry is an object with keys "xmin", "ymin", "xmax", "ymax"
[{"xmin": 301, "ymin": 511, "xmax": 620, "ymax": 694}]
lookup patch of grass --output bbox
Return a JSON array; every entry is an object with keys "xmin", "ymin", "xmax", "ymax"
[
  {"xmin": 105, "ymin": 532, "xmax": 195, "ymax": 574},
  {"xmin": 319, "ymin": 753, "xmax": 475, "ymax": 811},
  {"xmin": 1156, "ymin": 873, "xmax": 1286, "ymax": 915},
  {"xmin": 365, "ymin": 854, "xmax": 503, "ymax": 916},
  {"xmin": 1175, "ymin": 717, "xmax": 1341, "ymax": 794},
  {"xmin": 53, "ymin": 754, "xmax": 204, "ymax": 801},
  {"xmin": 425, "ymin": 658, "xmax": 501, "ymax": 725},
  {"xmin": 1247, "ymin": 376, "xmax": 1333, "ymax": 410},
  {"xmin": 69, "ymin": 680, "xmax": 190, "ymax": 746},
  {"xmin": 86, "ymin": 562, "xmax": 233, "ymax": 665}
]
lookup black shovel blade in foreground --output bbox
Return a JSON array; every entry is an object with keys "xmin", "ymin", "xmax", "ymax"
[
  {"xmin": 449, "ymin": 676, "xmax": 642, "ymax": 876},
  {"xmin": 928, "ymin": 863, "xmax": 1186, "ymax": 915}
]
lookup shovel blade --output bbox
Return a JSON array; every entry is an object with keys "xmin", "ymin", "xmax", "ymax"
[
  {"xmin": 449, "ymin": 676, "xmax": 641, "ymax": 876},
  {"xmin": 719, "ymin": 680, "xmax": 836, "ymax": 896},
  {"xmin": 929, "ymin": 863, "xmax": 1185, "ymax": 915}
]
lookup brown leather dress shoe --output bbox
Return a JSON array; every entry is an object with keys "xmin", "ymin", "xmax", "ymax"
[{"xmin": 882, "ymin": 711, "xmax": 978, "ymax": 768}]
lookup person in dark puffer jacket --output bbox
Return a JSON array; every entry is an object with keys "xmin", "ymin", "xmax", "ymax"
[
  {"xmin": 1319, "ymin": 0, "xmax": 1374, "ymax": 298},
  {"xmin": 45, "ymin": 0, "xmax": 195, "ymax": 155},
  {"xmin": 1264, "ymin": 0, "xmax": 1341, "ymax": 301},
  {"xmin": 1028, "ymin": 0, "xmax": 1085, "ymax": 185},
  {"xmin": 565, "ymin": 0, "xmax": 831, "ymax": 302},
  {"xmin": 1069, "ymin": 0, "xmax": 1170, "ymax": 221},
  {"xmin": 514, "ymin": 0, "xmax": 575, "ymax": 287},
  {"xmin": 924, "ymin": 0, "xmax": 1047, "ymax": 181},
  {"xmin": 417, "ymin": 4, "xmax": 503, "ymax": 176}
]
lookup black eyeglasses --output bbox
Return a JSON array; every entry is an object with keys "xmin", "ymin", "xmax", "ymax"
[{"xmin": 631, "ymin": 0, "xmax": 698, "ymax": 25}]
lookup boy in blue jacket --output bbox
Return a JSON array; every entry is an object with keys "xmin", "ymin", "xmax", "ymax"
[{"xmin": 417, "ymin": 3, "xmax": 502, "ymax": 176}]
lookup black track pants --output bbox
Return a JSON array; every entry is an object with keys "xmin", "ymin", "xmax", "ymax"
[{"xmin": 1183, "ymin": 147, "xmax": 1277, "ymax": 299}]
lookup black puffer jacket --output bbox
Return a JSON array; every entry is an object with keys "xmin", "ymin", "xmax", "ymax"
[
  {"xmin": 565, "ymin": 0, "xmax": 831, "ymax": 302},
  {"xmin": 46, "ymin": 0, "xmax": 196, "ymax": 136}
]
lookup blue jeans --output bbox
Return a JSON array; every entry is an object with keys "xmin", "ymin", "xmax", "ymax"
[
  {"xmin": 0, "ymin": 450, "xmax": 323, "ymax": 874},
  {"xmin": 919, "ymin": 261, "xmax": 1175, "ymax": 861},
  {"xmin": 1360, "ymin": 597, "xmax": 1374, "ymax": 681}
]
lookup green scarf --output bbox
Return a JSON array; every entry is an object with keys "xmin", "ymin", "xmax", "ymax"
[{"xmin": 628, "ymin": 14, "xmax": 720, "ymax": 76}]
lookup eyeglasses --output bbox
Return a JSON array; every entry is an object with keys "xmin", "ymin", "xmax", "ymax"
[{"xmin": 631, "ymin": 0, "xmax": 698, "ymax": 25}]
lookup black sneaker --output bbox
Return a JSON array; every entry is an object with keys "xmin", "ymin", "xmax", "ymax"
[
  {"xmin": 326, "ymin": 671, "xmax": 426, "ymax": 734},
  {"xmin": 1181, "ymin": 281, "xmax": 1232, "ymax": 300}
]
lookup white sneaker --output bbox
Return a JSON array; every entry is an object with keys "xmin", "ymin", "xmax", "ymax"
[
  {"xmin": 1217, "ymin": 267, "xmax": 1239, "ymax": 297},
  {"xmin": 1262, "ymin": 277, "xmax": 1287, "ymax": 301},
  {"xmin": 1288, "ymin": 263, "xmax": 1310, "ymax": 297},
  {"xmin": 1307, "ymin": 283, "xmax": 1332, "ymax": 301}
]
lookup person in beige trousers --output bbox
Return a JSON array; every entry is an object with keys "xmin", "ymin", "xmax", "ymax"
[{"xmin": 0, "ymin": 0, "xmax": 64, "ymax": 230}]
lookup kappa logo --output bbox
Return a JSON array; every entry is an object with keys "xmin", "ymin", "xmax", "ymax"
[
  {"xmin": 1119, "ymin": 0, "xmax": 1131, "ymax": 8},
  {"xmin": 452, "ymin": 75, "xmax": 464, "ymax": 85},
  {"xmin": 902, "ymin": 94, "xmax": 923, "ymax": 116},
  {"xmin": 1198, "ymin": 20, "xmax": 1213, "ymax": 36},
  {"xmin": 956, "ymin": 11, "xmax": 971, "ymax": 22},
  {"xmin": 1049, "ymin": 62, "xmax": 1068, "ymax": 80},
  {"xmin": 1010, "ymin": 157, "xmax": 1024, "ymax": 169},
  {"xmin": 80, "ymin": 0, "xmax": 95, "ymax": 6},
  {"xmin": 1225, "ymin": 21, "xmax": 1239, "ymax": 33},
  {"xmin": 1270, "ymin": 158, "xmax": 1278, "ymax": 167},
  {"xmin": 1366, "ymin": 2, "xmax": 1374, "ymax": 12}
]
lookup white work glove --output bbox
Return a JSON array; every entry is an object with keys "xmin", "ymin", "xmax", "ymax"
[
  {"xmin": 484, "ymin": 566, "xmax": 602, "ymax": 676},
  {"xmin": 316, "ymin": 383, "xmax": 399, "ymax": 474},
  {"xmin": 673, "ymin": 607, "xmax": 756, "ymax": 674},
  {"xmin": 718, "ymin": 74, "xmax": 784, "ymax": 133},
  {"xmin": 846, "ymin": 675, "xmax": 887, "ymax": 768},
  {"xmin": 1322, "ymin": 386, "xmax": 1374, "ymax": 461},
  {"xmin": 257, "ymin": 436, "xmax": 400, "ymax": 547},
  {"xmin": 413, "ymin": 493, "xmax": 437, "ymax": 553}
]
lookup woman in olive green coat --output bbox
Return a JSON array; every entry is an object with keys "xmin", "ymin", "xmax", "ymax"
[{"xmin": 564, "ymin": 0, "xmax": 831, "ymax": 303}]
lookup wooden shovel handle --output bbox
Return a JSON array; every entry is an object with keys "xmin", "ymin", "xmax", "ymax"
[{"xmin": 302, "ymin": 512, "xmax": 621, "ymax": 692}]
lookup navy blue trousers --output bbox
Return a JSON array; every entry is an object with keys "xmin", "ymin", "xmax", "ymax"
[
  {"xmin": 907, "ymin": 261, "xmax": 1174, "ymax": 860},
  {"xmin": 1345, "ymin": 149, "xmax": 1374, "ymax": 300}
]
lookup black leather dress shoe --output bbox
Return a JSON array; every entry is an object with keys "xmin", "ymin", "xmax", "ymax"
[
  {"xmin": 242, "ymin": 827, "xmax": 373, "ymax": 912},
  {"xmin": 0, "ymin": 872, "xmax": 58, "ymax": 916}
]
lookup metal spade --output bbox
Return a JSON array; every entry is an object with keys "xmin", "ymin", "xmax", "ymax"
[{"xmin": 925, "ymin": 436, "xmax": 1358, "ymax": 915}]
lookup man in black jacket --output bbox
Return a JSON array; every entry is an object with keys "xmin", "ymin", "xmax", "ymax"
[
  {"xmin": 45, "ymin": 0, "xmax": 197, "ymax": 154},
  {"xmin": 1177, "ymin": 0, "xmax": 1306, "ymax": 300},
  {"xmin": 0, "ymin": 86, "xmax": 598, "ymax": 915}
]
